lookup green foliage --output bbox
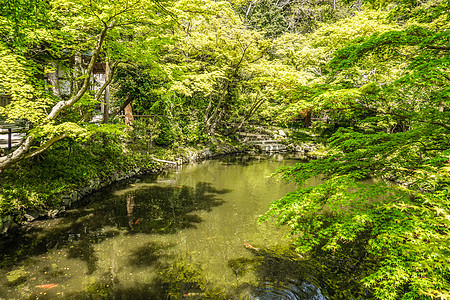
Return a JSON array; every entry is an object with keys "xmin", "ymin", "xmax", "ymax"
[
  {"xmin": 0, "ymin": 0, "xmax": 49, "ymax": 46},
  {"xmin": 1, "ymin": 0, "xmax": 449, "ymax": 298},
  {"xmin": 0, "ymin": 129, "xmax": 156, "ymax": 217},
  {"xmin": 233, "ymin": 0, "xmax": 361, "ymax": 36},
  {"xmin": 263, "ymin": 154, "xmax": 450, "ymax": 298},
  {"xmin": 113, "ymin": 65, "xmax": 169, "ymax": 114},
  {"xmin": 0, "ymin": 0, "xmax": 173, "ymax": 172},
  {"xmin": 329, "ymin": 26, "xmax": 436, "ymax": 72},
  {"xmin": 259, "ymin": 0, "xmax": 450, "ymax": 297},
  {"xmin": 246, "ymin": 0, "xmax": 287, "ymax": 38}
]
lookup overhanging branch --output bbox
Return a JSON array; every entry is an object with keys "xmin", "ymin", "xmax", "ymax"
[
  {"xmin": 47, "ymin": 20, "xmax": 115, "ymax": 121},
  {"xmin": 24, "ymin": 134, "xmax": 67, "ymax": 159}
]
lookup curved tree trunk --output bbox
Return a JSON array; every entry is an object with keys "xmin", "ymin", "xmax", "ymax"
[
  {"xmin": 0, "ymin": 21, "xmax": 114, "ymax": 172},
  {"xmin": 0, "ymin": 136, "xmax": 33, "ymax": 171}
]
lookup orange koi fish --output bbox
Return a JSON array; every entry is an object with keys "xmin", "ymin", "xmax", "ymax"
[
  {"xmin": 244, "ymin": 243, "xmax": 259, "ymax": 251},
  {"xmin": 36, "ymin": 284, "xmax": 58, "ymax": 289}
]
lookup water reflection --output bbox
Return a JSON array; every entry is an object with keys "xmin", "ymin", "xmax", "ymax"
[
  {"xmin": 246, "ymin": 280, "xmax": 324, "ymax": 300},
  {"xmin": 231, "ymin": 245, "xmax": 323, "ymax": 300},
  {"xmin": 90, "ymin": 181, "xmax": 230, "ymax": 234},
  {"xmin": 127, "ymin": 193, "xmax": 135, "ymax": 229},
  {"xmin": 0, "ymin": 155, "xmax": 371, "ymax": 299},
  {"xmin": 0, "ymin": 181, "xmax": 228, "ymax": 269}
]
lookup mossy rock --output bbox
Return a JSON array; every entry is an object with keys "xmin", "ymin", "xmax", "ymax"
[{"xmin": 6, "ymin": 267, "xmax": 28, "ymax": 286}]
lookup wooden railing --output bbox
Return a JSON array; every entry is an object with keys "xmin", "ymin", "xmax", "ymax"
[{"xmin": 0, "ymin": 120, "xmax": 28, "ymax": 151}]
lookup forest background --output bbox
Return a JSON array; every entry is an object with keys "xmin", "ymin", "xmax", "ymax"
[{"xmin": 0, "ymin": 0, "xmax": 449, "ymax": 298}]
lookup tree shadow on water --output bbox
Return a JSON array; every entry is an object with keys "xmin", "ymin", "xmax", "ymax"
[
  {"xmin": 0, "ymin": 181, "xmax": 231, "ymax": 298},
  {"xmin": 0, "ymin": 209, "xmax": 104, "ymax": 269},
  {"xmin": 100, "ymin": 182, "xmax": 230, "ymax": 234},
  {"xmin": 60, "ymin": 253, "xmax": 208, "ymax": 300},
  {"xmin": 128, "ymin": 241, "xmax": 175, "ymax": 268},
  {"xmin": 0, "ymin": 181, "xmax": 229, "ymax": 267},
  {"xmin": 57, "ymin": 281, "xmax": 171, "ymax": 300},
  {"xmin": 67, "ymin": 239, "xmax": 99, "ymax": 274},
  {"xmin": 228, "ymin": 246, "xmax": 324, "ymax": 299}
]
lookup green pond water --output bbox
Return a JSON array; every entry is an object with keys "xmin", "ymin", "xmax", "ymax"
[{"xmin": 0, "ymin": 154, "xmax": 360, "ymax": 299}]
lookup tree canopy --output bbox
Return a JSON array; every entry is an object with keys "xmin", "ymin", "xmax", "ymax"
[{"xmin": 0, "ymin": 0, "xmax": 449, "ymax": 298}]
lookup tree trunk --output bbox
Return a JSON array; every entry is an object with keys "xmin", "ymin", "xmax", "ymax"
[
  {"xmin": 0, "ymin": 21, "xmax": 114, "ymax": 172},
  {"xmin": 303, "ymin": 110, "xmax": 312, "ymax": 128},
  {"xmin": 103, "ymin": 61, "xmax": 111, "ymax": 124},
  {"xmin": 205, "ymin": 81, "xmax": 229, "ymax": 136},
  {"xmin": 48, "ymin": 21, "xmax": 114, "ymax": 120},
  {"xmin": 0, "ymin": 136, "xmax": 33, "ymax": 171},
  {"xmin": 47, "ymin": 61, "xmax": 61, "ymax": 97},
  {"xmin": 124, "ymin": 103, "xmax": 134, "ymax": 128},
  {"xmin": 227, "ymin": 96, "xmax": 265, "ymax": 135}
]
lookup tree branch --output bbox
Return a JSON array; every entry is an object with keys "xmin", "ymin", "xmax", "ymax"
[
  {"xmin": 0, "ymin": 136, "xmax": 33, "ymax": 171},
  {"xmin": 426, "ymin": 45, "xmax": 450, "ymax": 51},
  {"xmin": 23, "ymin": 134, "xmax": 67, "ymax": 159},
  {"xmin": 47, "ymin": 20, "xmax": 115, "ymax": 120},
  {"xmin": 206, "ymin": 81, "xmax": 229, "ymax": 129},
  {"xmin": 109, "ymin": 94, "xmax": 133, "ymax": 120}
]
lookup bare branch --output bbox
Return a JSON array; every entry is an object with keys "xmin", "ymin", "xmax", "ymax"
[
  {"xmin": 426, "ymin": 45, "xmax": 450, "ymax": 51},
  {"xmin": 24, "ymin": 134, "xmax": 67, "ymax": 159},
  {"xmin": 47, "ymin": 20, "xmax": 115, "ymax": 120},
  {"xmin": 109, "ymin": 94, "xmax": 133, "ymax": 120}
]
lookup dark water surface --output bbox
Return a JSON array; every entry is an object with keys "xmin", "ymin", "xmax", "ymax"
[{"xmin": 0, "ymin": 154, "xmax": 333, "ymax": 299}]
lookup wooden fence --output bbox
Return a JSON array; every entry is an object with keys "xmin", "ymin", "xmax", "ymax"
[{"xmin": 0, "ymin": 121, "xmax": 28, "ymax": 152}]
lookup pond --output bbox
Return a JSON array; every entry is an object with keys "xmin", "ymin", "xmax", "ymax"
[{"xmin": 0, "ymin": 154, "xmax": 366, "ymax": 299}]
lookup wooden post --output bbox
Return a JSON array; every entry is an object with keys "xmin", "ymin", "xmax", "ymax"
[
  {"xmin": 74, "ymin": 52, "xmax": 83, "ymax": 92},
  {"xmin": 103, "ymin": 61, "xmax": 111, "ymax": 124},
  {"xmin": 124, "ymin": 103, "xmax": 134, "ymax": 128},
  {"xmin": 7, "ymin": 128, "xmax": 12, "ymax": 151}
]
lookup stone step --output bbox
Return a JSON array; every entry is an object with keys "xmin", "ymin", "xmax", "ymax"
[
  {"xmin": 238, "ymin": 129, "xmax": 289, "ymax": 152},
  {"xmin": 260, "ymin": 144, "xmax": 287, "ymax": 151},
  {"xmin": 237, "ymin": 132, "xmax": 271, "ymax": 139},
  {"xmin": 247, "ymin": 140, "xmax": 279, "ymax": 145}
]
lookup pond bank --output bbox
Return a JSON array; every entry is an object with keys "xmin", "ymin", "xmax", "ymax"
[
  {"xmin": 0, "ymin": 135, "xmax": 323, "ymax": 236},
  {"xmin": 0, "ymin": 143, "xmax": 250, "ymax": 235}
]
